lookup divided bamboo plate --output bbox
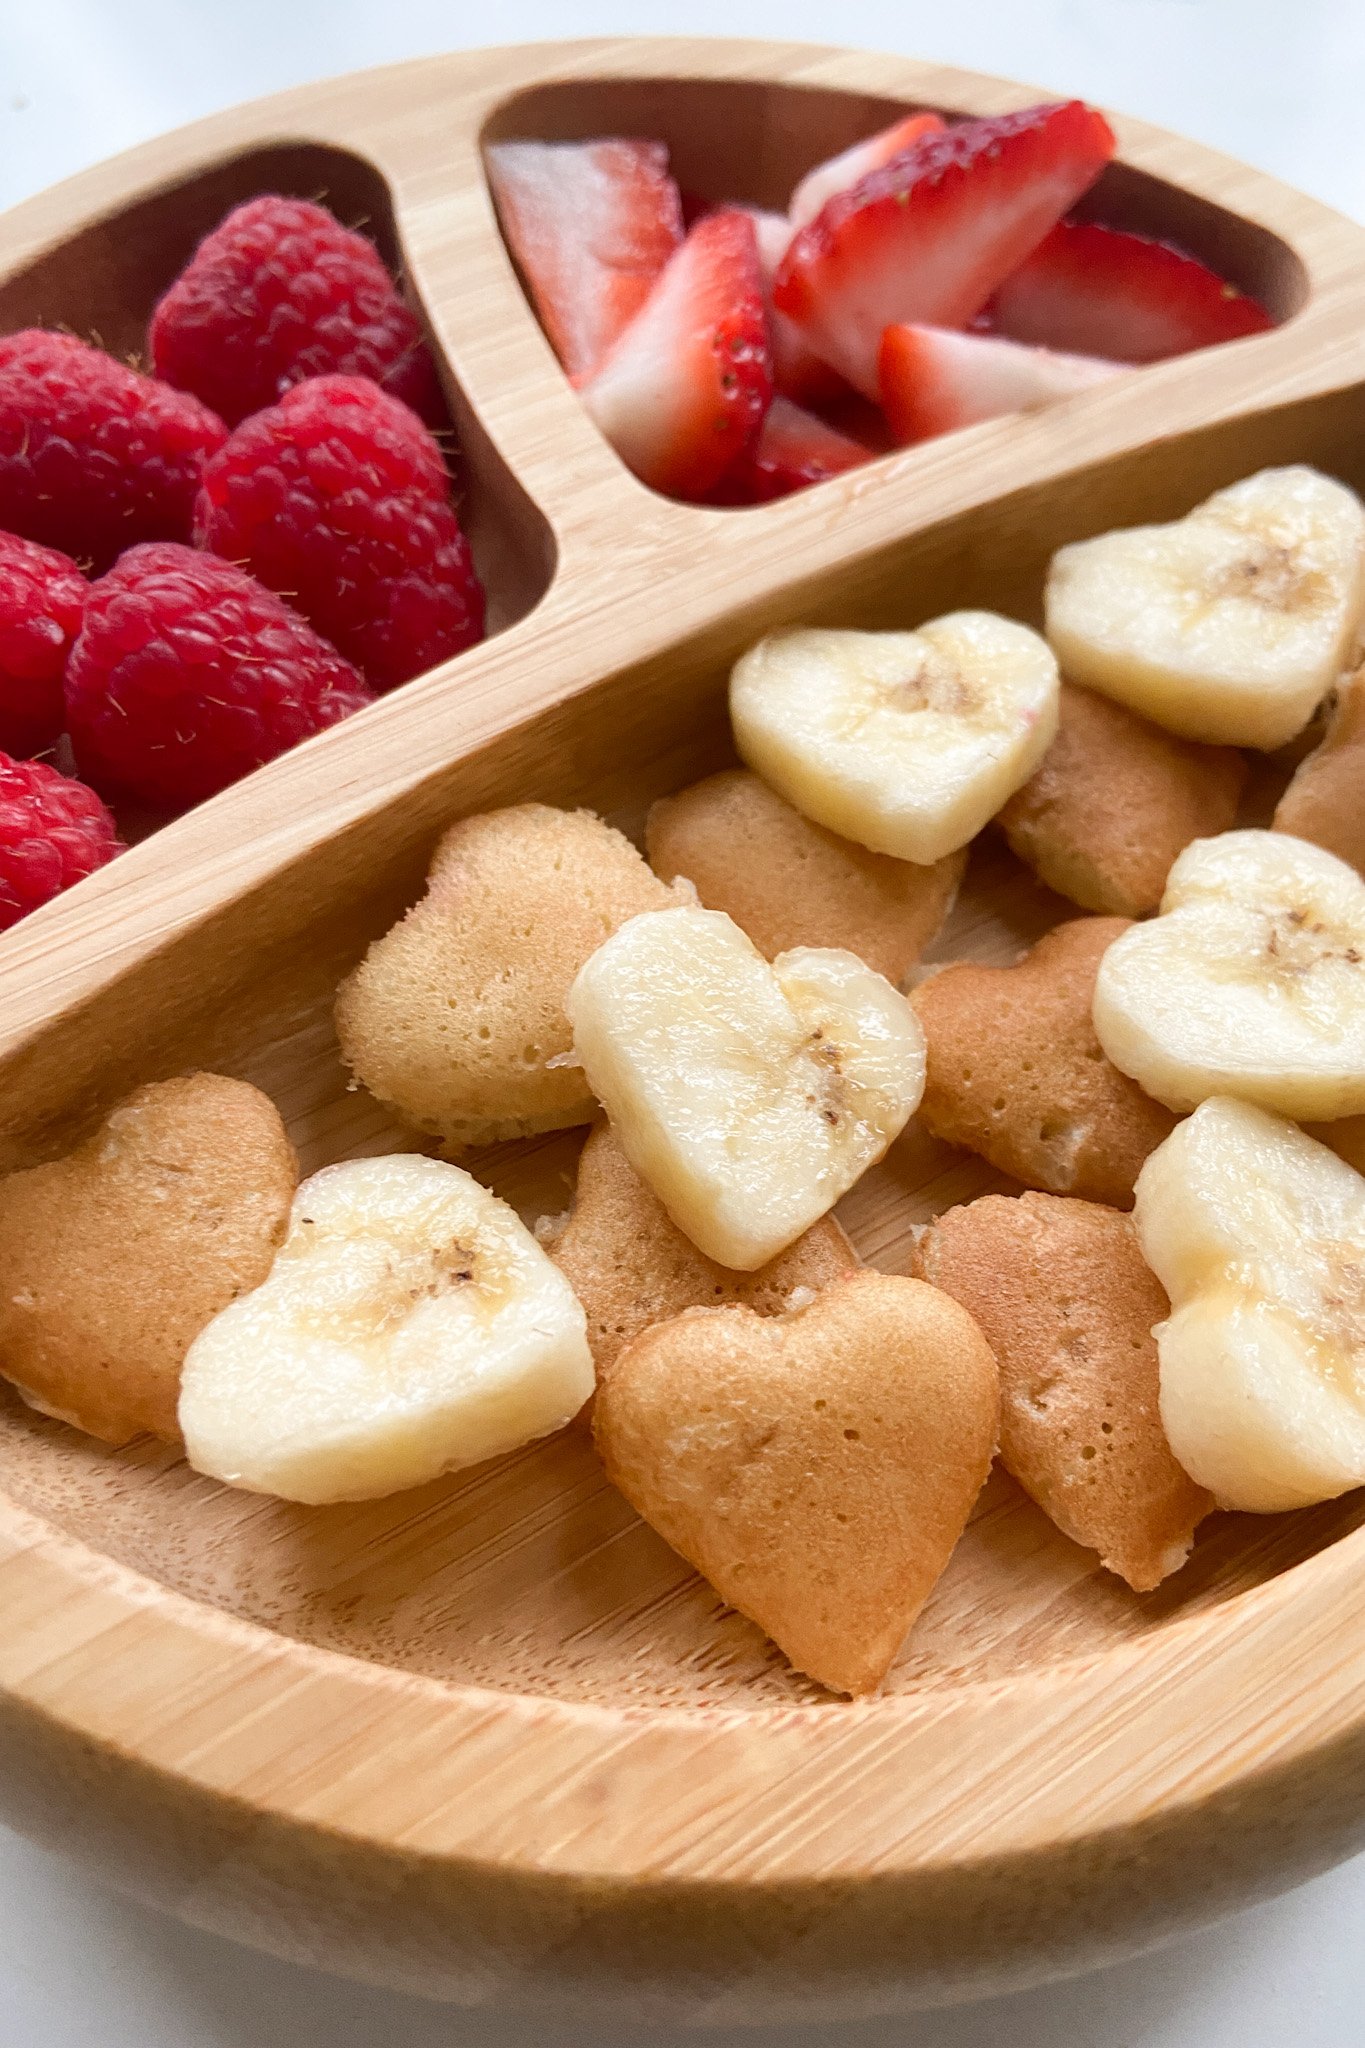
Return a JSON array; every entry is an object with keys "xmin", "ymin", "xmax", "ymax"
[{"xmin": 2, "ymin": 35, "xmax": 1365, "ymax": 2025}]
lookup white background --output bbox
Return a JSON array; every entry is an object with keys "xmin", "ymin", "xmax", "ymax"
[{"xmin": 2, "ymin": 1, "xmax": 1365, "ymax": 2041}]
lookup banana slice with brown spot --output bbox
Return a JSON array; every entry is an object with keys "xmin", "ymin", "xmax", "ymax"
[
  {"xmin": 1093, "ymin": 830, "xmax": 1365, "ymax": 1120},
  {"xmin": 179, "ymin": 1154, "xmax": 593, "ymax": 1503},
  {"xmin": 1135, "ymin": 1097, "xmax": 1365, "ymax": 1511},
  {"xmin": 728, "ymin": 615, "xmax": 1059, "ymax": 865},
  {"xmin": 1045, "ymin": 466, "xmax": 1365, "ymax": 748},
  {"xmin": 567, "ymin": 905, "xmax": 924, "ymax": 1270}
]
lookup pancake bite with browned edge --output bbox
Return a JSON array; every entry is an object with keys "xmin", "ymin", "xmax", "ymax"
[
  {"xmin": 545, "ymin": 1120, "xmax": 858, "ymax": 1384},
  {"xmin": 1274, "ymin": 663, "xmax": 1365, "ymax": 876},
  {"xmin": 594, "ymin": 1272, "xmax": 1000, "ymax": 1696},
  {"xmin": 911, "ymin": 916, "xmax": 1177, "ymax": 1207},
  {"xmin": 335, "ymin": 805, "xmax": 684, "ymax": 1146},
  {"xmin": 916, "ymin": 1191, "xmax": 1211, "ymax": 1590},
  {"xmin": 999, "ymin": 682, "xmax": 1246, "ymax": 917},
  {"xmin": 0, "ymin": 1074, "xmax": 296, "ymax": 1445},
  {"xmin": 646, "ymin": 768, "xmax": 964, "ymax": 984}
]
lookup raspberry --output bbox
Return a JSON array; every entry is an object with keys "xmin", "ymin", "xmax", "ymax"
[
  {"xmin": 0, "ymin": 330, "xmax": 227, "ymax": 572},
  {"xmin": 65, "ymin": 543, "xmax": 374, "ymax": 810},
  {"xmin": 0, "ymin": 531, "xmax": 85, "ymax": 756},
  {"xmin": 193, "ymin": 375, "xmax": 485, "ymax": 690},
  {"xmin": 149, "ymin": 196, "xmax": 444, "ymax": 428},
  {"xmin": 0, "ymin": 752, "xmax": 123, "ymax": 929}
]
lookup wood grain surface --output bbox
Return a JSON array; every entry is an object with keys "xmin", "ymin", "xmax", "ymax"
[{"xmin": 1, "ymin": 35, "xmax": 1365, "ymax": 2023}]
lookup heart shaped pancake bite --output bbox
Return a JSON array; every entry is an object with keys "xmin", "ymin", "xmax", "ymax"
[
  {"xmin": 912, "ymin": 916, "xmax": 1177, "ymax": 1207},
  {"xmin": 646, "ymin": 768, "xmax": 964, "ymax": 986},
  {"xmin": 1274, "ymin": 662, "xmax": 1365, "ymax": 877},
  {"xmin": 335, "ymin": 804, "xmax": 684, "ymax": 1147},
  {"xmin": 998, "ymin": 681, "xmax": 1246, "ymax": 919},
  {"xmin": 567, "ymin": 904, "xmax": 925, "ymax": 1270},
  {"xmin": 916, "ymin": 1191, "xmax": 1211, "ymax": 1591},
  {"xmin": 1094, "ymin": 830, "xmax": 1365, "ymax": 1119},
  {"xmin": 594, "ymin": 1271, "xmax": 1000, "ymax": 1696},
  {"xmin": 0, "ymin": 1074, "xmax": 296, "ymax": 1445},
  {"xmin": 546, "ymin": 1120, "xmax": 858, "ymax": 1381}
]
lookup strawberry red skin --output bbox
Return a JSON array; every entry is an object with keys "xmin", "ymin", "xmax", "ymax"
[
  {"xmin": 986, "ymin": 219, "xmax": 1274, "ymax": 362},
  {"xmin": 774, "ymin": 101, "xmax": 1117, "ymax": 397},
  {"xmin": 487, "ymin": 139, "xmax": 683, "ymax": 381},
  {"xmin": 708, "ymin": 396, "xmax": 871, "ymax": 504},
  {"xmin": 579, "ymin": 209, "xmax": 773, "ymax": 500},
  {"xmin": 789, "ymin": 110, "xmax": 945, "ymax": 228},
  {"xmin": 743, "ymin": 208, "xmax": 851, "ymax": 411}
]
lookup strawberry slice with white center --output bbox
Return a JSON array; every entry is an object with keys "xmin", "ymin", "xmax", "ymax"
[
  {"xmin": 710, "ymin": 395, "xmax": 872, "ymax": 503},
  {"xmin": 487, "ymin": 138, "xmax": 683, "ymax": 380},
  {"xmin": 774, "ymin": 100, "xmax": 1117, "ymax": 398},
  {"xmin": 579, "ymin": 209, "xmax": 773, "ymax": 499},
  {"xmin": 789, "ymin": 110, "xmax": 946, "ymax": 228},
  {"xmin": 744, "ymin": 207, "xmax": 849, "ymax": 410},
  {"xmin": 987, "ymin": 219, "xmax": 1274, "ymax": 363},
  {"xmin": 879, "ymin": 322, "xmax": 1122, "ymax": 444}
]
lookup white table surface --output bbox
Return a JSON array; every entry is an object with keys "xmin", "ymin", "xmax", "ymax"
[{"xmin": 2, "ymin": 1, "xmax": 1365, "ymax": 2040}]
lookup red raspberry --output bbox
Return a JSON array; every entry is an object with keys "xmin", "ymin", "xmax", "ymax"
[
  {"xmin": 193, "ymin": 375, "xmax": 484, "ymax": 691},
  {"xmin": 65, "ymin": 543, "xmax": 373, "ymax": 810},
  {"xmin": 0, "ymin": 532, "xmax": 85, "ymax": 756},
  {"xmin": 149, "ymin": 196, "xmax": 444, "ymax": 428},
  {"xmin": 0, "ymin": 752, "xmax": 123, "ymax": 929},
  {"xmin": 0, "ymin": 330, "xmax": 227, "ymax": 572}
]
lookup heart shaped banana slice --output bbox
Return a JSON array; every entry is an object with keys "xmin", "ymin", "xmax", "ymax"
[
  {"xmin": 728, "ymin": 615, "xmax": 1059, "ymax": 865},
  {"xmin": 567, "ymin": 905, "xmax": 924, "ymax": 1270},
  {"xmin": 179, "ymin": 1154, "xmax": 593, "ymax": 1503},
  {"xmin": 1045, "ymin": 466, "xmax": 1365, "ymax": 748},
  {"xmin": 1093, "ymin": 830, "xmax": 1365, "ymax": 1120},
  {"xmin": 1134, "ymin": 1097, "xmax": 1365, "ymax": 1512}
]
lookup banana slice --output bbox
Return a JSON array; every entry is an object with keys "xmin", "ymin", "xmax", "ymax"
[
  {"xmin": 567, "ymin": 905, "xmax": 924, "ymax": 1269},
  {"xmin": 728, "ymin": 616, "xmax": 1059, "ymax": 865},
  {"xmin": 1093, "ymin": 830, "xmax": 1365, "ymax": 1119},
  {"xmin": 1045, "ymin": 466, "xmax": 1365, "ymax": 748},
  {"xmin": 1134, "ymin": 1097, "xmax": 1365, "ymax": 1512},
  {"xmin": 179, "ymin": 1155, "xmax": 593, "ymax": 1504}
]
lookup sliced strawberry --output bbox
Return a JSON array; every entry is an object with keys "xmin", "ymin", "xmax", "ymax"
[
  {"xmin": 987, "ymin": 219, "xmax": 1274, "ymax": 363},
  {"xmin": 879, "ymin": 322, "xmax": 1122, "ymax": 443},
  {"xmin": 487, "ymin": 138, "xmax": 683, "ymax": 380},
  {"xmin": 743, "ymin": 207, "xmax": 850, "ymax": 410},
  {"xmin": 774, "ymin": 101, "xmax": 1117, "ymax": 397},
  {"xmin": 579, "ymin": 209, "xmax": 773, "ymax": 499},
  {"xmin": 789, "ymin": 110, "xmax": 945, "ymax": 228},
  {"xmin": 709, "ymin": 396, "xmax": 872, "ymax": 503}
]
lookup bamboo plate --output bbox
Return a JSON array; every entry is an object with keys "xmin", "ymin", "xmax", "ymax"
[{"xmin": 1, "ymin": 34, "xmax": 1365, "ymax": 2025}]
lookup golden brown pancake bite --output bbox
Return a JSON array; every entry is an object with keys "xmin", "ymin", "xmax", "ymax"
[
  {"xmin": 545, "ymin": 1119, "xmax": 858, "ymax": 1381},
  {"xmin": 911, "ymin": 916, "xmax": 1177, "ymax": 1207},
  {"xmin": 335, "ymin": 804, "xmax": 683, "ymax": 1145},
  {"xmin": 916, "ymin": 1191, "xmax": 1211, "ymax": 1590},
  {"xmin": 646, "ymin": 768, "xmax": 964, "ymax": 984},
  {"xmin": 1274, "ymin": 663, "xmax": 1365, "ymax": 876},
  {"xmin": 593, "ymin": 1271, "xmax": 1000, "ymax": 1695},
  {"xmin": 998, "ymin": 682, "xmax": 1246, "ymax": 917},
  {"xmin": 0, "ymin": 1074, "xmax": 296, "ymax": 1445}
]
